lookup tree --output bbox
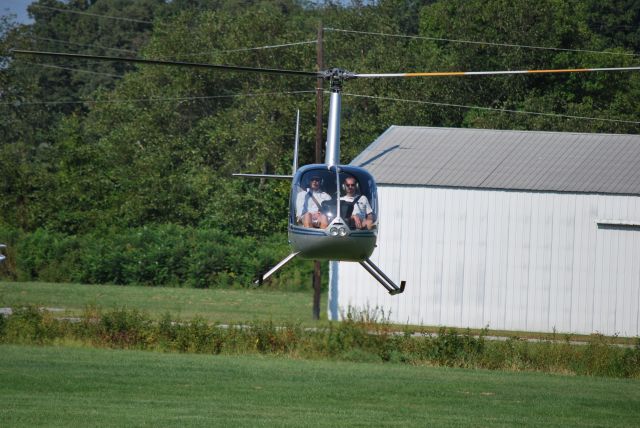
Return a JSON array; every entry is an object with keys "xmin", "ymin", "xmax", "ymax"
[{"xmin": 417, "ymin": 0, "xmax": 640, "ymax": 133}]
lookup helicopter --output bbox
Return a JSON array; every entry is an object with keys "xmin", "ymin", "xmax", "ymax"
[
  {"xmin": 10, "ymin": 49, "xmax": 640, "ymax": 295},
  {"xmin": 234, "ymin": 78, "xmax": 400, "ymax": 293}
]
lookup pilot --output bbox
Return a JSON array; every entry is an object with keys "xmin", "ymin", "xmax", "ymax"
[
  {"xmin": 296, "ymin": 174, "xmax": 331, "ymax": 228},
  {"xmin": 340, "ymin": 177, "xmax": 374, "ymax": 230}
]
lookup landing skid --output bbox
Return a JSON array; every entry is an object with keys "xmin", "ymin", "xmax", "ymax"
[
  {"xmin": 359, "ymin": 258, "xmax": 406, "ymax": 295},
  {"xmin": 256, "ymin": 252, "xmax": 405, "ymax": 296},
  {"xmin": 255, "ymin": 251, "xmax": 301, "ymax": 285}
]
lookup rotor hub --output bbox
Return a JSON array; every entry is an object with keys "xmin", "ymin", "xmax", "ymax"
[{"xmin": 319, "ymin": 68, "xmax": 356, "ymax": 91}]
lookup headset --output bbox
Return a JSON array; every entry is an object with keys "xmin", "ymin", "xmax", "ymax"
[{"xmin": 341, "ymin": 176, "xmax": 360, "ymax": 195}]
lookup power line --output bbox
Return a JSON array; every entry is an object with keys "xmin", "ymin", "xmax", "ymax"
[
  {"xmin": 325, "ymin": 27, "xmax": 640, "ymax": 58},
  {"xmin": 32, "ymin": 4, "xmax": 153, "ymax": 25},
  {"xmin": 19, "ymin": 38, "xmax": 315, "ymax": 60},
  {"xmin": 5, "ymin": 85, "xmax": 636, "ymax": 126},
  {"xmin": 1, "ymin": 90, "xmax": 316, "ymax": 106},
  {"xmin": 176, "ymin": 41, "xmax": 317, "ymax": 59},
  {"xmin": 22, "ymin": 61, "xmax": 124, "ymax": 78},
  {"xmin": 172, "ymin": 40, "xmax": 318, "ymax": 59},
  {"xmin": 342, "ymin": 92, "xmax": 640, "ymax": 125},
  {"xmin": 27, "ymin": 36, "xmax": 138, "ymax": 55}
]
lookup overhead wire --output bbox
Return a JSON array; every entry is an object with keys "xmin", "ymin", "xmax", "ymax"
[
  {"xmin": 31, "ymin": 4, "xmax": 153, "ymax": 25},
  {"xmin": 25, "ymin": 4, "xmax": 314, "ymax": 58},
  {"xmin": 326, "ymin": 27, "xmax": 639, "ymax": 127},
  {"xmin": 324, "ymin": 27, "xmax": 640, "ymax": 58},
  {"xmin": 9, "ymin": 10, "xmax": 638, "ymax": 127},
  {"xmin": 1, "ymin": 90, "xmax": 316, "ymax": 106},
  {"xmin": 27, "ymin": 36, "xmax": 138, "ymax": 55},
  {"xmin": 21, "ymin": 5, "xmax": 638, "ymax": 58},
  {"xmin": 342, "ymin": 92, "xmax": 640, "ymax": 125},
  {"xmin": 21, "ymin": 61, "xmax": 124, "ymax": 78},
  {"xmin": 5, "ymin": 86, "xmax": 637, "ymax": 127},
  {"xmin": 184, "ymin": 40, "xmax": 317, "ymax": 55},
  {"xmin": 18, "ymin": 37, "xmax": 315, "ymax": 59}
]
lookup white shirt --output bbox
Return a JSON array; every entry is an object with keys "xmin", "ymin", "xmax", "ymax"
[
  {"xmin": 296, "ymin": 189, "xmax": 332, "ymax": 217},
  {"xmin": 341, "ymin": 194, "xmax": 373, "ymax": 219}
]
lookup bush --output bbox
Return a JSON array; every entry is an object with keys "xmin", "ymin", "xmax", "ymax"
[
  {"xmin": 0, "ymin": 306, "xmax": 67, "ymax": 345},
  {"xmin": 96, "ymin": 308, "xmax": 152, "ymax": 349},
  {"xmin": 0, "ymin": 225, "xmax": 313, "ymax": 289},
  {"xmin": 0, "ymin": 306, "xmax": 638, "ymax": 379}
]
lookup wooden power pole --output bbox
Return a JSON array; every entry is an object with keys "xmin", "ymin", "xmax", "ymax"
[{"xmin": 312, "ymin": 23, "xmax": 324, "ymax": 320}]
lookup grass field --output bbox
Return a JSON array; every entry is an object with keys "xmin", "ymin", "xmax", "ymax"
[
  {"xmin": 0, "ymin": 281, "xmax": 326, "ymax": 324},
  {"xmin": 2, "ymin": 281, "xmax": 640, "ymax": 426},
  {"xmin": 2, "ymin": 344, "xmax": 639, "ymax": 427}
]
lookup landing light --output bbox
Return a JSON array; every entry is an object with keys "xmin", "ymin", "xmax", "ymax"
[{"xmin": 329, "ymin": 226, "xmax": 349, "ymax": 237}]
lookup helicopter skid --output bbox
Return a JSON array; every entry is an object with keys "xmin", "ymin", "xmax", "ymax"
[
  {"xmin": 359, "ymin": 257, "xmax": 406, "ymax": 295},
  {"xmin": 288, "ymin": 225, "xmax": 376, "ymax": 262},
  {"xmin": 255, "ymin": 251, "xmax": 300, "ymax": 286}
]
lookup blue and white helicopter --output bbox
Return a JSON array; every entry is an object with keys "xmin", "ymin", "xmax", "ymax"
[{"xmin": 233, "ymin": 72, "xmax": 405, "ymax": 294}]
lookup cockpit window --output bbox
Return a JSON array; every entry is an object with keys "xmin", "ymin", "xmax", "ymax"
[
  {"xmin": 290, "ymin": 167, "xmax": 378, "ymax": 231},
  {"xmin": 293, "ymin": 171, "xmax": 333, "ymax": 228}
]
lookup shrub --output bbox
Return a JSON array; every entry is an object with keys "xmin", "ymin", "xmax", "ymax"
[
  {"xmin": 1, "ymin": 306, "xmax": 637, "ymax": 379},
  {"xmin": 0, "ymin": 306, "xmax": 66, "ymax": 345},
  {"xmin": 14, "ymin": 229, "xmax": 71, "ymax": 281},
  {"xmin": 1, "ymin": 225, "xmax": 313, "ymax": 289},
  {"xmin": 96, "ymin": 308, "xmax": 152, "ymax": 349}
]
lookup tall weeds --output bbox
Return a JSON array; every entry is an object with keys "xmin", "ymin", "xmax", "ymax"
[{"xmin": 1, "ymin": 306, "xmax": 638, "ymax": 379}]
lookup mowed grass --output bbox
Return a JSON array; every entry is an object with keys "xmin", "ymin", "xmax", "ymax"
[
  {"xmin": 1, "ymin": 345, "xmax": 639, "ymax": 427},
  {"xmin": 0, "ymin": 281, "xmax": 325, "ymax": 324}
]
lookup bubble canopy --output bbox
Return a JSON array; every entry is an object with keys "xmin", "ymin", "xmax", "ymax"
[{"xmin": 290, "ymin": 165, "xmax": 378, "ymax": 229}]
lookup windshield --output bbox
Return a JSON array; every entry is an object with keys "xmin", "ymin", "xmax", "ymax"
[{"xmin": 290, "ymin": 167, "xmax": 378, "ymax": 231}]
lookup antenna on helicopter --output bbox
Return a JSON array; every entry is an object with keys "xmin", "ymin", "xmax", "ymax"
[{"xmin": 293, "ymin": 109, "xmax": 300, "ymax": 175}]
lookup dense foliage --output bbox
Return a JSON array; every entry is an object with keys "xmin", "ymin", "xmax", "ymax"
[{"xmin": 1, "ymin": 0, "xmax": 639, "ymax": 286}]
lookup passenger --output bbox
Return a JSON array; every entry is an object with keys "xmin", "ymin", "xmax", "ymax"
[
  {"xmin": 296, "ymin": 175, "xmax": 331, "ymax": 228},
  {"xmin": 341, "ymin": 177, "xmax": 374, "ymax": 230}
]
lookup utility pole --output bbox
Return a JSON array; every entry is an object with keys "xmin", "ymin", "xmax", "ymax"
[{"xmin": 312, "ymin": 23, "xmax": 324, "ymax": 321}]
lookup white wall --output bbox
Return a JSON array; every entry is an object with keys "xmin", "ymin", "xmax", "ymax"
[{"xmin": 329, "ymin": 186, "xmax": 640, "ymax": 336}]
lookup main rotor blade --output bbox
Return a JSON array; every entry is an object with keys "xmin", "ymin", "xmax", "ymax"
[
  {"xmin": 11, "ymin": 49, "xmax": 320, "ymax": 78},
  {"xmin": 12, "ymin": 49, "xmax": 640, "ymax": 80},
  {"xmin": 355, "ymin": 66, "xmax": 640, "ymax": 78}
]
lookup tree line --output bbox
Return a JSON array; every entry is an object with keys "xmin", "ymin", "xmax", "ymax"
[{"xmin": 1, "ymin": 0, "xmax": 638, "ymax": 286}]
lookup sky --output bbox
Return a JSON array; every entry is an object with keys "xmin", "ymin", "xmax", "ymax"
[{"xmin": 1, "ymin": 0, "xmax": 35, "ymax": 24}]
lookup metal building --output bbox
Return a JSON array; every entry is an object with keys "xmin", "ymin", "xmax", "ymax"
[{"xmin": 329, "ymin": 127, "xmax": 640, "ymax": 336}]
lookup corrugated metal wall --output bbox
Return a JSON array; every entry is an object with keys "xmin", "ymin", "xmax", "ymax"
[{"xmin": 329, "ymin": 186, "xmax": 640, "ymax": 336}]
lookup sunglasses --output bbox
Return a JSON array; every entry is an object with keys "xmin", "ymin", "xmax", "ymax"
[{"xmin": 345, "ymin": 183, "xmax": 356, "ymax": 187}]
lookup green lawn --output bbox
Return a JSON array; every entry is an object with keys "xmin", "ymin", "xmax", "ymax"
[
  {"xmin": 1, "ymin": 344, "xmax": 639, "ymax": 427},
  {"xmin": 0, "ymin": 281, "xmax": 326, "ymax": 324}
]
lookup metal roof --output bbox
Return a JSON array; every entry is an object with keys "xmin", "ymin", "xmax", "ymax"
[{"xmin": 351, "ymin": 126, "xmax": 640, "ymax": 195}]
